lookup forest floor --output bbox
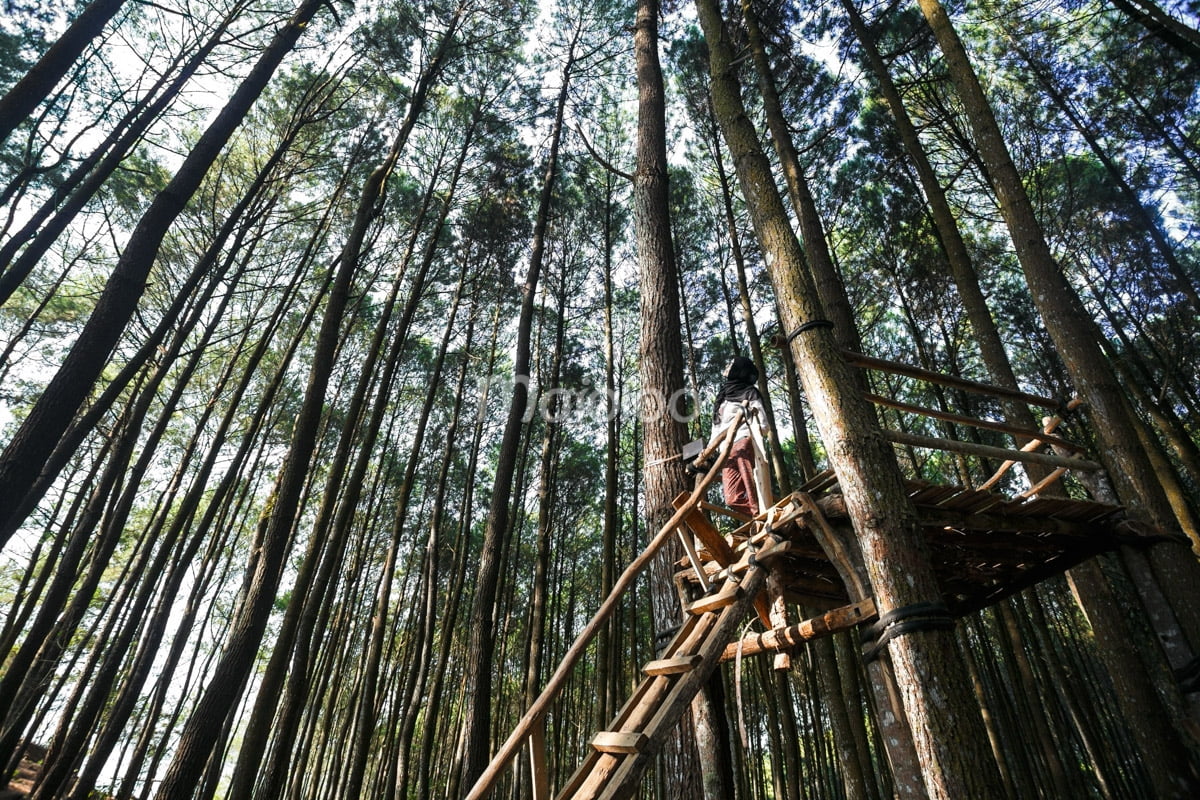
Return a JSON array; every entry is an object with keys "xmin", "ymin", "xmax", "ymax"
[{"xmin": 4, "ymin": 744, "xmax": 45, "ymax": 798}]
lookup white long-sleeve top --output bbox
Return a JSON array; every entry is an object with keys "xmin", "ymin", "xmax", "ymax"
[{"xmin": 710, "ymin": 395, "xmax": 766, "ymax": 445}]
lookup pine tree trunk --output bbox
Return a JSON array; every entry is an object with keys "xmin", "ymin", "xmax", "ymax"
[
  {"xmin": 597, "ymin": 167, "xmax": 622, "ymax": 729},
  {"xmin": 633, "ymin": 1, "xmax": 715, "ymax": 797},
  {"xmin": 1067, "ymin": 556, "xmax": 1200, "ymax": 796},
  {"xmin": 0, "ymin": 0, "xmax": 331, "ymax": 548},
  {"xmin": 0, "ymin": 8, "xmax": 239, "ymax": 302},
  {"xmin": 694, "ymin": 1, "xmax": 1004, "ymax": 796},
  {"xmin": 839, "ymin": 0, "xmax": 1045, "ymax": 453},
  {"xmin": 0, "ymin": 0, "xmax": 127, "ymax": 144},
  {"xmin": 914, "ymin": 10, "xmax": 1200, "ymax": 783}
]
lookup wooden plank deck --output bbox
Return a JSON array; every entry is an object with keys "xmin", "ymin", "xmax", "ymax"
[{"xmin": 678, "ymin": 480, "xmax": 1153, "ymax": 615}]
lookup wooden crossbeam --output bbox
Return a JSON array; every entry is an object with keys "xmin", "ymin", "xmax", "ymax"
[
  {"xmin": 687, "ymin": 582, "xmax": 743, "ymax": 615},
  {"xmin": 591, "ymin": 732, "xmax": 648, "ymax": 755},
  {"xmin": 720, "ymin": 598, "xmax": 877, "ymax": 661},
  {"xmin": 643, "ymin": 655, "xmax": 700, "ymax": 676}
]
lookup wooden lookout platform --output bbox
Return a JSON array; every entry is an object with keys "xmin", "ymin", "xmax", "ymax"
[
  {"xmin": 464, "ymin": 351, "xmax": 1182, "ymax": 800},
  {"xmin": 681, "ymin": 470, "xmax": 1150, "ymax": 620}
]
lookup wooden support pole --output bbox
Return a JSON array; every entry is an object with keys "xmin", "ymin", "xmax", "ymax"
[
  {"xmin": 766, "ymin": 571, "xmax": 791, "ymax": 670},
  {"xmin": 530, "ymin": 717, "xmax": 550, "ymax": 800},
  {"xmin": 673, "ymin": 492, "xmax": 736, "ymax": 565},
  {"xmin": 676, "ymin": 528, "xmax": 711, "ymax": 593},
  {"xmin": 1015, "ymin": 467, "xmax": 1068, "ymax": 499},
  {"xmin": 979, "ymin": 397, "xmax": 1085, "ymax": 490},
  {"xmin": 719, "ymin": 598, "xmax": 878, "ymax": 661}
]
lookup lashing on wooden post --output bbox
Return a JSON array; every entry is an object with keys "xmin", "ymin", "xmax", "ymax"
[{"xmin": 859, "ymin": 601, "xmax": 956, "ymax": 662}]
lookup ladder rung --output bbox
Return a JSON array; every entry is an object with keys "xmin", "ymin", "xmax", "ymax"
[
  {"xmin": 592, "ymin": 731, "xmax": 648, "ymax": 754},
  {"xmin": 643, "ymin": 654, "xmax": 701, "ymax": 675},
  {"xmin": 687, "ymin": 582, "xmax": 743, "ymax": 615}
]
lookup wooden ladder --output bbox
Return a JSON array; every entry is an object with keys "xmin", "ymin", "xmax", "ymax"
[{"xmin": 554, "ymin": 534, "xmax": 777, "ymax": 800}]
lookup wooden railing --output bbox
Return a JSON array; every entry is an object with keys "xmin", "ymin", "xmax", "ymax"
[
  {"xmin": 462, "ymin": 411, "xmax": 745, "ymax": 800},
  {"xmin": 843, "ymin": 351, "xmax": 1101, "ymax": 490}
]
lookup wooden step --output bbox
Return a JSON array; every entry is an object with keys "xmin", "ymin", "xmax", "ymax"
[
  {"xmin": 687, "ymin": 582, "xmax": 743, "ymax": 615},
  {"xmin": 592, "ymin": 731, "xmax": 648, "ymax": 754},
  {"xmin": 643, "ymin": 654, "xmax": 701, "ymax": 675}
]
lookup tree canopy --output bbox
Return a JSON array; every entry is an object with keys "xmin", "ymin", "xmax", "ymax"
[{"xmin": 0, "ymin": 0, "xmax": 1198, "ymax": 798}]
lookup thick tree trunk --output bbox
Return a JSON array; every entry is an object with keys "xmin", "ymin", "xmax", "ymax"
[
  {"xmin": 914, "ymin": 11, "xmax": 1200, "ymax": 784},
  {"xmin": 740, "ymin": 0, "xmax": 861, "ymax": 354},
  {"xmin": 634, "ymin": 2, "xmax": 714, "ymax": 797},
  {"xmin": 694, "ymin": 1, "xmax": 1004, "ymax": 797}
]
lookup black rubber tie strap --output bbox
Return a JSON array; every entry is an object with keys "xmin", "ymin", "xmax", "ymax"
[
  {"xmin": 784, "ymin": 319, "xmax": 834, "ymax": 344},
  {"xmin": 860, "ymin": 601, "xmax": 956, "ymax": 662}
]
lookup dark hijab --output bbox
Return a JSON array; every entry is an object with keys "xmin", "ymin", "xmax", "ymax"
[{"xmin": 713, "ymin": 355, "xmax": 761, "ymax": 421}]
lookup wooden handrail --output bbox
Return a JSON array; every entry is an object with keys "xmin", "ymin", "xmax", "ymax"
[
  {"xmin": 462, "ymin": 410, "xmax": 744, "ymax": 800},
  {"xmin": 844, "ymin": 350, "xmax": 1063, "ymax": 410},
  {"xmin": 979, "ymin": 397, "xmax": 1085, "ymax": 490},
  {"xmin": 864, "ymin": 393, "xmax": 1084, "ymax": 453},
  {"xmin": 884, "ymin": 430, "xmax": 1101, "ymax": 471}
]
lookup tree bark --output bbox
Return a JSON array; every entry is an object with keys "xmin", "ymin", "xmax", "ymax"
[
  {"xmin": 915, "ymin": 4, "xmax": 1200, "ymax": 754},
  {"xmin": 694, "ymin": 1, "xmax": 1004, "ymax": 796},
  {"xmin": 0, "ymin": 5, "xmax": 244, "ymax": 304},
  {"xmin": 634, "ymin": 2, "xmax": 714, "ymax": 797},
  {"xmin": 457, "ymin": 18, "xmax": 580, "ymax": 787}
]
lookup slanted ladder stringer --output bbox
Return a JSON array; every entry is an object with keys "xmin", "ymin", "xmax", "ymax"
[{"xmin": 554, "ymin": 533, "xmax": 775, "ymax": 800}]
